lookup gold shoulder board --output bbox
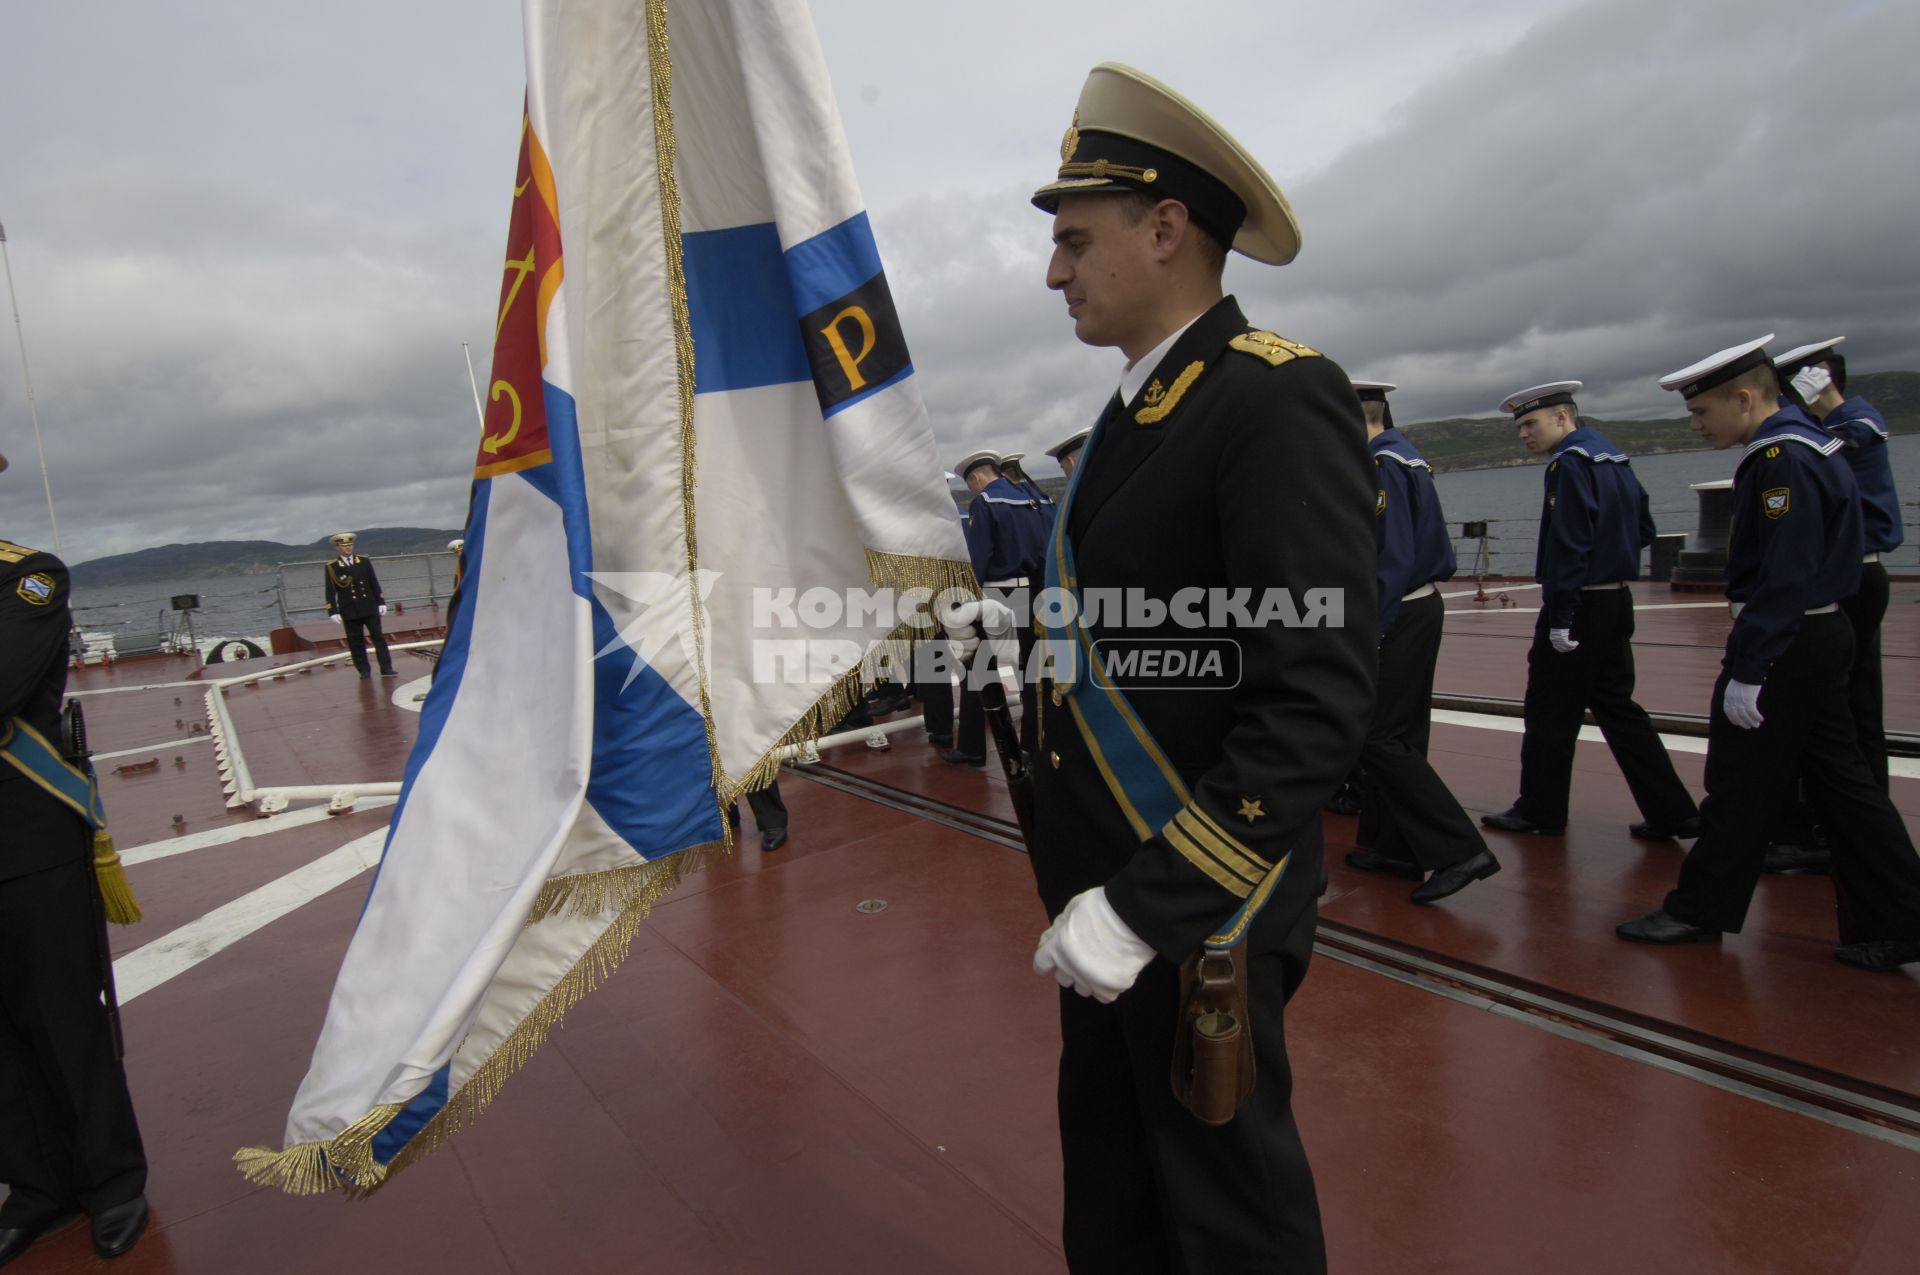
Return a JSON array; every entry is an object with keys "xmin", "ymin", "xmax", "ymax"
[
  {"xmin": 1228, "ymin": 330, "xmax": 1321, "ymax": 367},
  {"xmin": 0, "ymin": 539, "xmax": 34, "ymax": 565}
]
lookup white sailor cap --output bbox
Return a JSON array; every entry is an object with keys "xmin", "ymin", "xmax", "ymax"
[
  {"xmin": 1046, "ymin": 429, "xmax": 1091, "ymax": 461},
  {"xmin": 1773, "ymin": 336, "xmax": 1845, "ymax": 374},
  {"xmin": 1001, "ymin": 452, "xmax": 1027, "ymax": 467},
  {"xmin": 1351, "ymin": 380, "xmax": 1397, "ymax": 402},
  {"xmin": 1499, "ymin": 381, "xmax": 1583, "ymax": 418},
  {"xmin": 329, "ymin": 531, "xmax": 358, "ymax": 545},
  {"xmin": 1033, "ymin": 63, "xmax": 1302, "ymax": 266},
  {"xmin": 1658, "ymin": 335, "xmax": 1775, "ymax": 398},
  {"xmin": 954, "ymin": 450, "xmax": 1002, "ymax": 480},
  {"xmin": 448, "ymin": 539, "xmax": 465, "ymax": 553}
]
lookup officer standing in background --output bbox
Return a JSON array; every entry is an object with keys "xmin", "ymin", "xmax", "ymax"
[
  {"xmin": 1046, "ymin": 428, "xmax": 1090, "ymax": 479},
  {"xmin": 1618, "ymin": 338, "xmax": 1920, "ymax": 971},
  {"xmin": 1343, "ymin": 382, "xmax": 1501, "ymax": 904},
  {"xmin": 949, "ymin": 451, "xmax": 1051, "ymax": 766},
  {"xmin": 1, "ymin": 450, "xmax": 152, "ymax": 1265},
  {"xmin": 1024, "ymin": 63, "xmax": 1375, "ymax": 1273},
  {"xmin": 323, "ymin": 531, "xmax": 397, "ymax": 679},
  {"xmin": 1480, "ymin": 382, "xmax": 1700, "ymax": 842}
]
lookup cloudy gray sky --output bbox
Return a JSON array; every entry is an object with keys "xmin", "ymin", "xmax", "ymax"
[{"xmin": 2, "ymin": 0, "xmax": 1915, "ymax": 563}]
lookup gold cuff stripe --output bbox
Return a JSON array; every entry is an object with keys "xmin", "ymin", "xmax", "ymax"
[
  {"xmin": 1168, "ymin": 809, "xmax": 1268, "ymax": 887},
  {"xmin": 1208, "ymin": 852, "xmax": 1291, "ymax": 947},
  {"xmin": 1187, "ymin": 804, "xmax": 1272, "ymax": 871},
  {"xmin": 1162, "ymin": 821, "xmax": 1256, "ymax": 899}
]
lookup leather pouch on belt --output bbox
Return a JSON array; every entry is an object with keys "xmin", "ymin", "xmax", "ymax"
[{"xmin": 1170, "ymin": 941, "xmax": 1255, "ymax": 1125}]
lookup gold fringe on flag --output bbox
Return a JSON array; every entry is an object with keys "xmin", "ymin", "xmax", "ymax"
[{"xmin": 92, "ymin": 829, "xmax": 143, "ymax": 926}]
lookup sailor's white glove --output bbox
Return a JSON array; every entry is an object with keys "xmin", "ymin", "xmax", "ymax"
[
  {"xmin": 1549, "ymin": 627, "xmax": 1579, "ymax": 654},
  {"xmin": 378, "ymin": 604, "xmax": 388, "ymax": 616},
  {"xmin": 936, "ymin": 597, "xmax": 983, "ymax": 663},
  {"xmin": 330, "ymin": 614, "xmax": 344, "ymax": 626},
  {"xmin": 1790, "ymin": 364, "xmax": 1833, "ymax": 406},
  {"xmin": 1722, "ymin": 679, "xmax": 1764, "ymax": 730},
  {"xmin": 1033, "ymin": 886, "xmax": 1156, "ymax": 1003},
  {"xmin": 978, "ymin": 597, "xmax": 1017, "ymax": 638}
]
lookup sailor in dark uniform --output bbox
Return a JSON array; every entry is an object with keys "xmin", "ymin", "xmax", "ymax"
[
  {"xmin": 1774, "ymin": 337, "xmax": 1901, "ymax": 789},
  {"xmin": 1343, "ymin": 382, "xmax": 1501, "ymax": 903},
  {"xmin": 323, "ymin": 531, "xmax": 397, "ymax": 679},
  {"xmin": 1000, "ymin": 452, "xmax": 1057, "ymax": 511},
  {"xmin": 1618, "ymin": 337, "xmax": 1920, "ymax": 971},
  {"xmin": 1046, "ymin": 428, "xmax": 1090, "ymax": 479},
  {"xmin": 1025, "ymin": 64, "xmax": 1375, "ymax": 1273},
  {"xmin": 1, "ymin": 455, "xmax": 151, "ymax": 1265},
  {"xmin": 950, "ymin": 450, "xmax": 1052, "ymax": 766},
  {"xmin": 1480, "ymin": 382, "xmax": 1700, "ymax": 841}
]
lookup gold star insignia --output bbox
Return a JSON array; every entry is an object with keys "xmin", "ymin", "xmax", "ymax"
[{"xmin": 1237, "ymin": 797, "xmax": 1265, "ymax": 823}]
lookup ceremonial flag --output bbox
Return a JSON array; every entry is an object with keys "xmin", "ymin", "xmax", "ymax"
[{"xmin": 238, "ymin": 0, "xmax": 970, "ymax": 1194}]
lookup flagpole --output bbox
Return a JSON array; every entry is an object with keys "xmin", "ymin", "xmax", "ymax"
[
  {"xmin": 461, "ymin": 341, "xmax": 487, "ymax": 431},
  {"xmin": 0, "ymin": 218, "xmax": 61, "ymax": 553}
]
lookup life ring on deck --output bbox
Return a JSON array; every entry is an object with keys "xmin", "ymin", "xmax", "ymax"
[{"xmin": 205, "ymin": 639, "xmax": 267, "ymax": 664}]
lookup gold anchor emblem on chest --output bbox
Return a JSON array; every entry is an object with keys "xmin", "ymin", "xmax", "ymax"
[{"xmin": 1142, "ymin": 379, "xmax": 1167, "ymax": 409}]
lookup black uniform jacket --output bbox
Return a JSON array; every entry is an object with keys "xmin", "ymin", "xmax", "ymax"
[
  {"xmin": 1, "ymin": 538, "xmax": 85, "ymax": 881},
  {"xmin": 1030, "ymin": 296, "xmax": 1378, "ymax": 961},
  {"xmin": 324, "ymin": 555, "xmax": 386, "ymax": 621}
]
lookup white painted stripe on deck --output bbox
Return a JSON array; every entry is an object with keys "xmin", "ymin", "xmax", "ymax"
[
  {"xmin": 1439, "ymin": 583, "xmax": 1541, "ymax": 599},
  {"xmin": 1431, "ymin": 709, "xmax": 1920, "ymax": 779},
  {"xmin": 67, "ymin": 679, "xmax": 210, "ymax": 696},
  {"xmin": 119, "ymin": 796, "xmax": 397, "ymax": 867},
  {"xmin": 1443, "ymin": 601, "xmax": 1729, "ymax": 617},
  {"xmin": 94, "ymin": 735, "xmax": 212, "ymax": 762},
  {"xmin": 114, "ymin": 829, "xmax": 386, "ymax": 1004}
]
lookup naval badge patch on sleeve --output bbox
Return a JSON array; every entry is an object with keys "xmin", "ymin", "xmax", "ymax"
[
  {"xmin": 17, "ymin": 572, "xmax": 57, "ymax": 605},
  {"xmin": 1763, "ymin": 487, "xmax": 1790, "ymax": 519}
]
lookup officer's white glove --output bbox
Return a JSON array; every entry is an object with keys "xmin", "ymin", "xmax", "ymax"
[
  {"xmin": 1722, "ymin": 679, "xmax": 1764, "ymax": 730},
  {"xmin": 1790, "ymin": 364, "xmax": 1833, "ymax": 406},
  {"xmin": 1549, "ymin": 627, "xmax": 1579, "ymax": 654},
  {"xmin": 330, "ymin": 614, "xmax": 344, "ymax": 626},
  {"xmin": 378, "ymin": 604, "xmax": 388, "ymax": 616},
  {"xmin": 1033, "ymin": 886, "xmax": 1157, "ymax": 1003}
]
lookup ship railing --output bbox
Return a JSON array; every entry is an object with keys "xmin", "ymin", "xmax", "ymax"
[
  {"xmin": 203, "ymin": 641, "xmax": 442, "ymax": 815},
  {"xmin": 273, "ymin": 551, "xmax": 463, "ymax": 627}
]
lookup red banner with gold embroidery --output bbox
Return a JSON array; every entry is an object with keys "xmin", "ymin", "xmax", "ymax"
[{"xmin": 474, "ymin": 112, "xmax": 563, "ymax": 479}]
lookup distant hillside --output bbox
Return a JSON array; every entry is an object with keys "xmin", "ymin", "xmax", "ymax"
[
  {"xmin": 1403, "ymin": 370, "xmax": 1918, "ymax": 473},
  {"xmin": 70, "ymin": 527, "xmax": 462, "ymax": 587}
]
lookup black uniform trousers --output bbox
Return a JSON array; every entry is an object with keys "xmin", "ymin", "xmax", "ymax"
[
  {"xmin": 0, "ymin": 809, "xmax": 147, "ymax": 1226},
  {"xmin": 1057, "ymin": 924, "xmax": 1324, "ymax": 1275},
  {"xmin": 342, "ymin": 612, "xmax": 395, "ymax": 677},
  {"xmin": 1665, "ymin": 611, "xmax": 1920, "ymax": 939},
  {"xmin": 955, "ymin": 591, "xmax": 1038, "ymax": 760},
  {"xmin": 913, "ymin": 635, "xmax": 955, "ymax": 741},
  {"xmin": 1353, "ymin": 591, "xmax": 1488, "ymax": 871},
  {"xmin": 1515, "ymin": 587, "xmax": 1697, "ymax": 829},
  {"xmin": 1838, "ymin": 561, "xmax": 1890, "ymax": 790}
]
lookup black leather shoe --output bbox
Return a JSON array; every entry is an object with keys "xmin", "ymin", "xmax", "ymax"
[
  {"xmin": 1411, "ymin": 849, "xmax": 1502, "ymax": 905},
  {"xmin": 760, "ymin": 828, "xmax": 788, "ymax": 852},
  {"xmin": 866, "ymin": 693, "xmax": 911, "ymax": 716},
  {"xmin": 1764, "ymin": 843, "xmax": 1833, "ymax": 874},
  {"xmin": 1834, "ymin": 940, "xmax": 1920, "ymax": 972},
  {"xmin": 940, "ymin": 749, "xmax": 985, "ymax": 768},
  {"xmin": 1344, "ymin": 850, "xmax": 1424, "ymax": 881},
  {"xmin": 89, "ymin": 1196, "xmax": 148, "ymax": 1260},
  {"xmin": 1323, "ymin": 784, "xmax": 1362, "ymax": 816},
  {"xmin": 1630, "ymin": 815, "xmax": 1701, "ymax": 841},
  {"xmin": 379, "ymin": 668, "xmax": 399, "ymax": 677},
  {"xmin": 1480, "ymin": 807, "xmax": 1565, "ymax": 835},
  {"xmin": 926, "ymin": 731, "xmax": 953, "ymax": 747},
  {"xmin": 0, "ymin": 1208, "xmax": 82, "ymax": 1268},
  {"xmin": 1616, "ymin": 909, "xmax": 1721, "ymax": 944},
  {"xmin": 358, "ymin": 670, "xmax": 372, "ymax": 680}
]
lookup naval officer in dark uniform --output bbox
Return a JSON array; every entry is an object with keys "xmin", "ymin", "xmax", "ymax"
[
  {"xmin": 1480, "ymin": 382, "xmax": 1700, "ymax": 841},
  {"xmin": 1617, "ymin": 337, "xmax": 1920, "ymax": 971},
  {"xmin": 1, "ymin": 453, "xmax": 151, "ymax": 1265},
  {"xmin": 323, "ymin": 531, "xmax": 397, "ymax": 679},
  {"xmin": 1344, "ymin": 382, "xmax": 1501, "ymax": 904},
  {"xmin": 1774, "ymin": 337, "xmax": 1901, "ymax": 790},
  {"xmin": 1024, "ymin": 64, "xmax": 1375, "ymax": 1273},
  {"xmin": 950, "ymin": 451, "xmax": 1052, "ymax": 766}
]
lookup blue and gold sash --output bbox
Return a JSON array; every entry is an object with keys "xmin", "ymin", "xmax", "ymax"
[
  {"xmin": 0, "ymin": 715, "xmax": 107, "ymax": 829},
  {"xmin": 1040, "ymin": 402, "xmax": 1286, "ymax": 951}
]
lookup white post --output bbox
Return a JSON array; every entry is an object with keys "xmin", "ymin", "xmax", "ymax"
[
  {"xmin": 461, "ymin": 341, "xmax": 487, "ymax": 431},
  {"xmin": 0, "ymin": 219, "xmax": 60, "ymax": 553}
]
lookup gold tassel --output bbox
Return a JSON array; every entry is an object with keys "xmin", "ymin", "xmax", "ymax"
[{"xmin": 92, "ymin": 829, "xmax": 143, "ymax": 925}]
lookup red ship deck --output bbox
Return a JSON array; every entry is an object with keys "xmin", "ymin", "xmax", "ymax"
[{"xmin": 10, "ymin": 582, "xmax": 1919, "ymax": 1274}]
